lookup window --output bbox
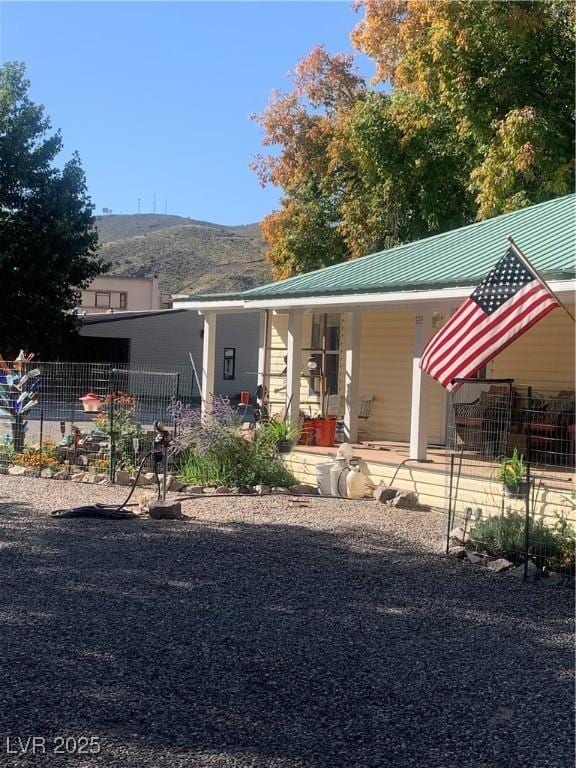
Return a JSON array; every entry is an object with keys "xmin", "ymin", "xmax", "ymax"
[
  {"xmin": 95, "ymin": 292, "xmax": 111, "ymax": 309},
  {"xmin": 223, "ymin": 348, "xmax": 236, "ymax": 380},
  {"xmin": 119, "ymin": 292, "xmax": 127, "ymax": 310},
  {"xmin": 308, "ymin": 313, "xmax": 341, "ymax": 395}
]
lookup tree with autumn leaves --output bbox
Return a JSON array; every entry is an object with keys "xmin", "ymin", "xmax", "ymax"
[{"xmin": 252, "ymin": 1, "xmax": 575, "ymax": 278}]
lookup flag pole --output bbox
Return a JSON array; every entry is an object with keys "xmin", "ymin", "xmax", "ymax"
[{"xmin": 508, "ymin": 236, "xmax": 575, "ymax": 323}]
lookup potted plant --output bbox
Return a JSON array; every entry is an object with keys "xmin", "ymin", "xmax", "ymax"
[
  {"xmin": 264, "ymin": 418, "xmax": 300, "ymax": 453},
  {"xmin": 497, "ymin": 448, "xmax": 528, "ymax": 498}
]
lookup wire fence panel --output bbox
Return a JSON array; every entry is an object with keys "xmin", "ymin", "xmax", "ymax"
[
  {"xmin": 445, "ymin": 379, "xmax": 575, "ymax": 582},
  {"xmin": 0, "ymin": 361, "xmax": 179, "ymax": 479}
]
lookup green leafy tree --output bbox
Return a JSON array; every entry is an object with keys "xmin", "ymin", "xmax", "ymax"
[
  {"xmin": 254, "ymin": 3, "xmax": 575, "ymax": 276},
  {"xmin": 0, "ymin": 62, "xmax": 106, "ymax": 356}
]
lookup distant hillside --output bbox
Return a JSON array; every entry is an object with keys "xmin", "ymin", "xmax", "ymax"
[{"xmin": 94, "ymin": 214, "xmax": 269, "ymax": 295}]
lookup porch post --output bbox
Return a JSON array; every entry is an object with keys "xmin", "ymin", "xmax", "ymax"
[
  {"xmin": 286, "ymin": 310, "xmax": 303, "ymax": 424},
  {"xmin": 257, "ymin": 310, "xmax": 269, "ymax": 392},
  {"xmin": 344, "ymin": 311, "xmax": 361, "ymax": 442},
  {"xmin": 409, "ymin": 308, "xmax": 433, "ymax": 460},
  {"xmin": 201, "ymin": 311, "xmax": 217, "ymax": 418}
]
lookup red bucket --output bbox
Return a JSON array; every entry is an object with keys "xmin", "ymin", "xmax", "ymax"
[{"xmin": 315, "ymin": 418, "xmax": 336, "ymax": 448}]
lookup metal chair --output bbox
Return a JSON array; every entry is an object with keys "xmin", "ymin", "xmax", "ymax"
[{"xmin": 357, "ymin": 395, "xmax": 373, "ymax": 442}]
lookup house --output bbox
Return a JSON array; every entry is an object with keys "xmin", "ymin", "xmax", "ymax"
[
  {"xmin": 173, "ymin": 195, "xmax": 576, "ymax": 519},
  {"xmin": 78, "ymin": 275, "xmax": 172, "ymax": 314}
]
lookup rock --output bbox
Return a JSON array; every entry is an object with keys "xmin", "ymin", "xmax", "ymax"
[
  {"xmin": 40, "ymin": 468, "xmax": 54, "ymax": 479},
  {"xmin": 466, "ymin": 551, "xmax": 486, "ymax": 565},
  {"xmin": 272, "ymin": 486, "xmax": 292, "ymax": 495},
  {"xmin": 71, "ymin": 473, "xmax": 84, "ymax": 483},
  {"xmin": 98, "ymin": 479, "xmax": 109, "ymax": 486},
  {"xmin": 449, "ymin": 526, "xmax": 470, "ymax": 545},
  {"xmin": 8, "ymin": 465, "xmax": 27, "ymax": 476},
  {"xmin": 184, "ymin": 485, "xmax": 204, "ymax": 495},
  {"xmin": 0, "ymin": 466, "xmax": 8, "ymax": 475},
  {"xmin": 148, "ymin": 500, "xmax": 183, "ymax": 520},
  {"xmin": 254, "ymin": 484, "xmax": 270, "ymax": 496},
  {"xmin": 24, "ymin": 469, "xmax": 39, "ymax": 478},
  {"xmin": 93, "ymin": 473, "xmax": 108, "ymax": 483},
  {"xmin": 290, "ymin": 483, "xmax": 319, "ymax": 496},
  {"xmin": 373, "ymin": 484, "xmax": 398, "ymax": 503},
  {"xmin": 82, "ymin": 474, "xmax": 97, "ymax": 484},
  {"xmin": 510, "ymin": 560, "xmax": 540, "ymax": 581},
  {"xmin": 215, "ymin": 486, "xmax": 230, "ymax": 494},
  {"xmin": 168, "ymin": 476, "xmax": 185, "ymax": 492},
  {"xmin": 53, "ymin": 469, "xmax": 70, "ymax": 480},
  {"xmin": 137, "ymin": 472, "xmax": 156, "ymax": 487},
  {"xmin": 448, "ymin": 545, "xmax": 466, "ymax": 559},
  {"xmin": 487, "ymin": 558, "xmax": 514, "ymax": 573},
  {"xmin": 115, "ymin": 469, "xmax": 132, "ymax": 486},
  {"xmin": 542, "ymin": 572, "xmax": 564, "ymax": 587}
]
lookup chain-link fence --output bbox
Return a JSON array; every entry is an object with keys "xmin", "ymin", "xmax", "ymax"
[
  {"xmin": 445, "ymin": 379, "xmax": 575, "ymax": 581},
  {"xmin": 0, "ymin": 362, "xmax": 180, "ymax": 480}
]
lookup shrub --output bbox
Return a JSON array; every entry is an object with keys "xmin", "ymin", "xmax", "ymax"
[
  {"xmin": 14, "ymin": 445, "xmax": 60, "ymax": 471},
  {"xmin": 0, "ymin": 443, "xmax": 15, "ymax": 465},
  {"xmin": 469, "ymin": 511, "xmax": 575, "ymax": 573},
  {"xmin": 171, "ymin": 397, "xmax": 296, "ymax": 488}
]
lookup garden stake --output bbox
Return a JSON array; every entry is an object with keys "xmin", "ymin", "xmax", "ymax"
[{"xmin": 445, "ymin": 453, "xmax": 455, "ymax": 555}]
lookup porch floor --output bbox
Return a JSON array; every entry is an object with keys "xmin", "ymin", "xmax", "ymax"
[{"xmin": 292, "ymin": 440, "xmax": 575, "ymax": 491}]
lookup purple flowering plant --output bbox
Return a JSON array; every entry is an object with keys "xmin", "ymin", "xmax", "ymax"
[{"xmin": 169, "ymin": 395, "xmax": 242, "ymax": 455}]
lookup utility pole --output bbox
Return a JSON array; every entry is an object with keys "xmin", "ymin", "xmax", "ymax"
[
  {"xmin": 137, "ymin": 198, "xmax": 141, "ymax": 214},
  {"xmin": 164, "ymin": 199, "xmax": 167, "ymax": 215},
  {"xmin": 153, "ymin": 193, "xmax": 156, "ymax": 214}
]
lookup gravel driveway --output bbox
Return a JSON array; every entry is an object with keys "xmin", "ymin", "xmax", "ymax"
[{"xmin": 0, "ymin": 476, "xmax": 573, "ymax": 767}]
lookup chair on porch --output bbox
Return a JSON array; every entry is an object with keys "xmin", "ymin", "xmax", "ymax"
[
  {"xmin": 452, "ymin": 385, "xmax": 514, "ymax": 458},
  {"xmin": 357, "ymin": 394, "xmax": 374, "ymax": 443}
]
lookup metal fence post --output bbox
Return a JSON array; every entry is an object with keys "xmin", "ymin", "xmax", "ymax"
[
  {"xmin": 445, "ymin": 453, "xmax": 455, "ymax": 555},
  {"xmin": 108, "ymin": 366, "xmax": 115, "ymax": 484},
  {"xmin": 523, "ymin": 386, "xmax": 533, "ymax": 581}
]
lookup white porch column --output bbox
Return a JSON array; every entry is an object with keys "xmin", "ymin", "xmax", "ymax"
[
  {"xmin": 257, "ymin": 310, "xmax": 269, "ymax": 392},
  {"xmin": 344, "ymin": 311, "xmax": 361, "ymax": 442},
  {"xmin": 285, "ymin": 310, "xmax": 303, "ymax": 424},
  {"xmin": 409, "ymin": 307, "xmax": 433, "ymax": 460},
  {"xmin": 201, "ymin": 311, "xmax": 217, "ymax": 418}
]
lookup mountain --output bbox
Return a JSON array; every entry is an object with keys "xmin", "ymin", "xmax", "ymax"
[{"xmin": 94, "ymin": 214, "xmax": 270, "ymax": 296}]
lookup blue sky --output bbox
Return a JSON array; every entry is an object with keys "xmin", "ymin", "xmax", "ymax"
[{"xmin": 0, "ymin": 1, "xmax": 374, "ymax": 224}]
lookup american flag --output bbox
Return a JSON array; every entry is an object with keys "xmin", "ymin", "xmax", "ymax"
[{"xmin": 420, "ymin": 244, "xmax": 560, "ymax": 391}]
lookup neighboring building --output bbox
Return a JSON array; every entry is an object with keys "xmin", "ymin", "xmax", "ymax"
[
  {"xmin": 77, "ymin": 309, "xmax": 260, "ymax": 400},
  {"xmin": 79, "ymin": 275, "xmax": 172, "ymax": 314}
]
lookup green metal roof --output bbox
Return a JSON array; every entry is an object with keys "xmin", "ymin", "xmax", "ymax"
[{"xmin": 241, "ymin": 195, "xmax": 575, "ymax": 300}]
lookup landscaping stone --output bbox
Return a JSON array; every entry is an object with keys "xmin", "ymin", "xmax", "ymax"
[
  {"xmin": 254, "ymin": 484, "xmax": 270, "ymax": 496},
  {"xmin": 8, "ymin": 465, "xmax": 27, "ymax": 476},
  {"xmin": 272, "ymin": 486, "xmax": 292, "ymax": 495},
  {"xmin": 82, "ymin": 474, "xmax": 97, "ymax": 484},
  {"xmin": 115, "ymin": 469, "xmax": 131, "ymax": 486},
  {"xmin": 168, "ymin": 476, "xmax": 185, "ymax": 492},
  {"xmin": 184, "ymin": 485, "xmax": 204, "ymax": 495},
  {"xmin": 71, "ymin": 473, "xmax": 84, "ymax": 483},
  {"xmin": 373, "ymin": 484, "xmax": 398, "ymax": 503},
  {"xmin": 510, "ymin": 560, "xmax": 540, "ymax": 581},
  {"xmin": 53, "ymin": 469, "xmax": 70, "ymax": 480},
  {"xmin": 487, "ymin": 558, "xmax": 514, "ymax": 573},
  {"xmin": 0, "ymin": 466, "xmax": 8, "ymax": 475},
  {"xmin": 290, "ymin": 483, "xmax": 319, "ymax": 496},
  {"xmin": 466, "ymin": 551, "xmax": 486, "ymax": 565},
  {"xmin": 215, "ymin": 486, "xmax": 230, "ymax": 494},
  {"xmin": 40, "ymin": 468, "xmax": 55, "ymax": 479},
  {"xmin": 449, "ymin": 526, "xmax": 470, "ymax": 545},
  {"xmin": 543, "ymin": 572, "xmax": 564, "ymax": 587},
  {"xmin": 137, "ymin": 472, "xmax": 156, "ymax": 487},
  {"xmin": 448, "ymin": 545, "xmax": 466, "ymax": 559},
  {"xmin": 148, "ymin": 499, "xmax": 183, "ymax": 520}
]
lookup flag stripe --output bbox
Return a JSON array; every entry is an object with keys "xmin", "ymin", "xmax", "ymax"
[
  {"xmin": 444, "ymin": 300, "xmax": 558, "ymax": 390},
  {"xmin": 420, "ymin": 299, "xmax": 479, "ymax": 369},
  {"xmin": 422, "ymin": 301, "xmax": 484, "ymax": 376},
  {"xmin": 428, "ymin": 283, "xmax": 546, "ymax": 381}
]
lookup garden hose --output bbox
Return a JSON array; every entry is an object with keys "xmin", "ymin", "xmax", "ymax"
[{"xmin": 51, "ymin": 449, "xmax": 159, "ymax": 519}]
